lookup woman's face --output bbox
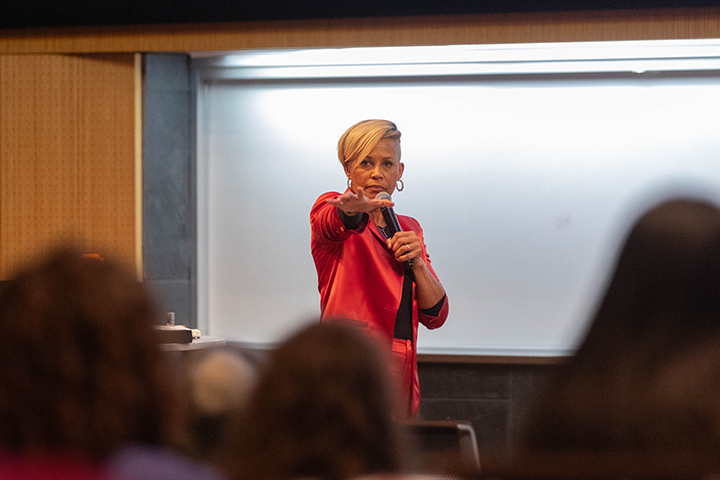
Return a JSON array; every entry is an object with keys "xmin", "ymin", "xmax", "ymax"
[{"xmin": 346, "ymin": 138, "xmax": 404, "ymax": 198}]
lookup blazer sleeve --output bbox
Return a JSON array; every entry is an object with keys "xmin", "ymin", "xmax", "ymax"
[
  {"xmin": 419, "ymin": 294, "xmax": 449, "ymax": 329},
  {"xmin": 409, "ymin": 218, "xmax": 448, "ymax": 330},
  {"xmin": 310, "ymin": 191, "xmax": 368, "ymax": 245}
]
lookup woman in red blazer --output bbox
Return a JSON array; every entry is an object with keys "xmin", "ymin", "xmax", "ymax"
[{"xmin": 310, "ymin": 119, "xmax": 449, "ymax": 418}]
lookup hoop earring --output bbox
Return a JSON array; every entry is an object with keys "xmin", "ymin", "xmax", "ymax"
[
  {"xmin": 347, "ymin": 178, "xmax": 352, "ymax": 189},
  {"xmin": 396, "ymin": 179, "xmax": 404, "ymax": 192}
]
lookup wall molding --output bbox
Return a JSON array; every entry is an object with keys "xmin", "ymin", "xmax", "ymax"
[{"xmin": 2, "ymin": 8, "xmax": 720, "ymax": 54}]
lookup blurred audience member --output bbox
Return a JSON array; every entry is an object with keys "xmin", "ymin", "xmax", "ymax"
[
  {"xmin": 221, "ymin": 322, "xmax": 414, "ymax": 480},
  {"xmin": 520, "ymin": 198, "xmax": 720, "ymax": 455},
  {"xmin": 0, "ymin": 245, "xmax": 223, "ymax": 480},
  {"xmin": 185, "ymin": 349, "xmax": 256, "ymax": 462}
]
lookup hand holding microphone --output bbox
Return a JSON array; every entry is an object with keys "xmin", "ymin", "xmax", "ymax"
[{"xmin": 376, "ymin": 191, "xmax": 416, "ymax": 268}]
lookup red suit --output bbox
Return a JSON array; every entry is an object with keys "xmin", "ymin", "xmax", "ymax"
[{"xmin": 310, "ymin": 191, "xmax": 449, "ymax": 416}]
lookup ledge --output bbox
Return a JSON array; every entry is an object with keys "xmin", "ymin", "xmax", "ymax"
[{"xmin": 417, "ymin": 353, "xmax": 568, "ymax": 365}]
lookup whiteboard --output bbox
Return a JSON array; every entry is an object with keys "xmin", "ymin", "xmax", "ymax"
[{"xmin": 195, "ymin": 41, "xmax": 720, "ymax": 356}]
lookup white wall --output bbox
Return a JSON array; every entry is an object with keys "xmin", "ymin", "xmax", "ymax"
[{"xmin": 195, "ymin": 41, "xmax": 720, "ymax": 355}]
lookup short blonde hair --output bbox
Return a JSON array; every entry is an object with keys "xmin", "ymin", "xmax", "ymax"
[{"xmin": 337, "ymin": 119, "xmax": 401, "ymax": 171}]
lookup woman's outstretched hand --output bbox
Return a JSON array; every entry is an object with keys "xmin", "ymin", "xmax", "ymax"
[{"xmin": 325, "ymin": 187, "xmax": 394, "ymax": 215}]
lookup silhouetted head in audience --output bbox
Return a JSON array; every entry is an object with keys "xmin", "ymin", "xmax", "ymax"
[
  {"xmin": 186, "ymin": 349, "xmax": 256, "ymax": 462},
  {"xmin": 0, "ymin": 245, "xmax": 183, "ymax": 460},
  {"xmin": 222, "ymin": 321, "xmax": 410, "ymax": 480},
  {"xmin": 521, "ymin": 198, "xmax": 720, "ymax": 453}
]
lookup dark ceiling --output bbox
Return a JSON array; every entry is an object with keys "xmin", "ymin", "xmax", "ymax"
[{"xmin": 1, "ymin": 0, "xmax": 719, "ymax": 29}]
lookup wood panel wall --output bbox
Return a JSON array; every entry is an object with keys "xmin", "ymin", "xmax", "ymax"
[
  {"xmin": 0, "ymin": 54, "xmax": 137, "ymax": 278},
  {"xmin": 2, "ymin": 8, "xmax": 720, "ymax": 54}
]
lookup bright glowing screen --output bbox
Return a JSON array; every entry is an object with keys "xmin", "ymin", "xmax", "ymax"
[{"xmin": 196, "ymin": 41, "xmax": 720, "ymax": 355}]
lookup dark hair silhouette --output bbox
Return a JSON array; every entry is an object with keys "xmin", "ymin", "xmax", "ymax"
[
  {"xmin": 0, "ymin": 246, "xmax": 183, "ymax": 459},
  {"xmin": 521, "ymin": 198, "xmax": 720, "ymax": 453},
  {"xmin": 223, "ymin": 322, "xmax": 409, "ymax": 480}
]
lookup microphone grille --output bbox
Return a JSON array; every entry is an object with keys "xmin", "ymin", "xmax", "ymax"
[{"xmin": 376, "ymin": 191, "xmax": 391, "ymax": 200}]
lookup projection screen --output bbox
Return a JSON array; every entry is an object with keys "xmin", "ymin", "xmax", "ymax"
[{"xmin": 195, "ymin": 40, "xmax": 720, "ymax": 356}]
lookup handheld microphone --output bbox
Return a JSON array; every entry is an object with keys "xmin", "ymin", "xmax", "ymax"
[
  {"xmin": 376, "ymin": 191, "xmax": 414, "ymax": 268},
  {"xmin": 376, "ymin": 191, "xmax": 401, "ymax": 237}
]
